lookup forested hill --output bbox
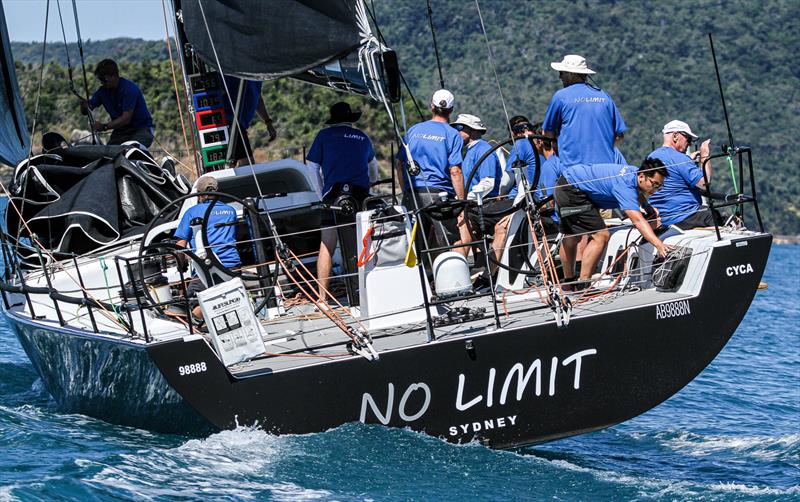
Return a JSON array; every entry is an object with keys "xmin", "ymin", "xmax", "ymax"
[{"xmin": 8, "ymin": 0, "xmax": 800, "ymax": 232}]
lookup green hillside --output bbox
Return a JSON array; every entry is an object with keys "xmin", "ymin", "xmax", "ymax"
[{"xmin": 8, "ymin": 0, "xmax": 800, "ymax": 232}]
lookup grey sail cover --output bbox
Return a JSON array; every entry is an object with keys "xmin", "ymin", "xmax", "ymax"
[
  {"xmin": 181, "ymin": 0, "xmax": 362, "ymax": 80},
  {"xmin": 0, "ymin": 1, "xmax": 30, "ymax": 166}
]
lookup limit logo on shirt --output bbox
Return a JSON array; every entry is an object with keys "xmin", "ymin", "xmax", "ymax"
[{"xmin": 411, "ymin": 133, "xmax": 445, "ymax": 142}]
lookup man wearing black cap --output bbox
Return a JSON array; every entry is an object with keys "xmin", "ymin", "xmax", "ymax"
[{"xmin": 306, "ymin": 102, "xmax": 378, "ymax": 302}]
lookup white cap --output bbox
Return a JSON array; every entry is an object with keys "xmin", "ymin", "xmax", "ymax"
[
  {"xmin": 662, "ymin": 120, "xmax": 698, "ymax": 139},
  {"xmin": 550, "ymin": 54, "xmax": 596, "ymax": 74},
  {"xmin": 450, "ymin": 113, "xmax": 486, "ymax": 132},
  {"xmin": 431, "ymin": 89, "xmax": 455, "ymax": 109}
]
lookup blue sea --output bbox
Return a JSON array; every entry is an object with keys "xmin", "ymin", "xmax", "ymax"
[{"xmin": 0, "ymin": 245, "xmax": 797, "ymax": 501}]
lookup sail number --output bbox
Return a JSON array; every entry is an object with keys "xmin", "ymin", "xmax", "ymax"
[{"xmin": 178, "ymin": 362, "xmax": 207, "ymax": 376}]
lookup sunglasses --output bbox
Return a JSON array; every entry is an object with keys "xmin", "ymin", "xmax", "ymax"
[
  {"xmin": 452, "ymin": 124, "xmax": 465, "ymax": 131},
  {"xmin": 677, "ymin": 132, "xmax": 693, "ymax": 146},
  {"xmin": 511, "ymin": 123, "xmax": 533, "ymax": 133},
  {"xmin": 96, "ymin": 74, "xmax": 112, "ymax": 84}
]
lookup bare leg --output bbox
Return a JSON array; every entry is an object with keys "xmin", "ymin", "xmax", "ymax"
[
  {"xmin": 317, "ymin": 228, "xmax": 339, "ymax": 302},
  {"xmin": 579, "ymin": 229, "xmax": 610, "ymax": 280},
  {"xmin": 561, "ymin": 235, "xmax": 580, "ymax": 279},
  {"xmin": 491, "ymin": 215, "xmax": 511, "ymax": 274}
]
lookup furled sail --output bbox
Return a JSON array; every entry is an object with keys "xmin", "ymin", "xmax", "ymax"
[
  {"xmin": 0, "ymin": 1, "xmax": 31, "ymax": 166},
  {"xmin": 178, "ymin": 0, "xmax": 399, "ymax": 101}
]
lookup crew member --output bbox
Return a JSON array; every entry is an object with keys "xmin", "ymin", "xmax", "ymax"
[
  {"xmin": 80, "ymin": 59, "xmax": 154, "ymax": 147},
  {"xmin": 503, "ymin": 115, "xmax": 538, "ymax": 200},
  {"xmin": 535, "ymin": 135, "xmax": 561, "ymax": 236},
  {"xmin": 223, "ymin": 75, "xmax": 277, "ymax": 166},
  {"xmin": 396, "ymin": 89, "xmax": 469, "ymax": 255},
  {"xmin": 542, "ymin": 54, "xmax": 626, "ymax": 167},
  {"xmin": 306, "ymin": 102, "xmax": 378, "ymax": 302},
  {"xmin": 647, "ymin": 120, "xmax": 715, "ymax": 229},
  {"xmin": 452, "ymin": 113, "xmax": 507, "ymax": 268},
  {"xmin": 175, "ymin": 176, "xmax": 241, "ymax": 320},
  {"xmin": 554, "ymin": 159, "xmax": 670, "ymax": 286}
]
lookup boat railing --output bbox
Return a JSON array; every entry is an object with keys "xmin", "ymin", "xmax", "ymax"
[{"xmin": 701, "ymin": 145, "xmax": 764, "ymax": 239}]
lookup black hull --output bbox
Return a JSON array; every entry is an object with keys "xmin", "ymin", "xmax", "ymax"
[
  {"xmin": 7, "ymin": 317, "xmax": 213, "ymax": 435},
  {"xmin": 147, "ymin": 234, "xmax": 771, "ymax": 448}
]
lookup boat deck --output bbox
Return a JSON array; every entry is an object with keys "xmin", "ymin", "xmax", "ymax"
[{"xmin": 227, "ymin": 284, "xmax": 692, "ymax": 377}]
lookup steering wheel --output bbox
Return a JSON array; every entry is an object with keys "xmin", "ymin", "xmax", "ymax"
[{"xmin": 138, "ymin": 190, "xmax": 274, "ymax": 287}]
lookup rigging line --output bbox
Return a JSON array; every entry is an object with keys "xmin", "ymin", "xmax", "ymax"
[
  {"xmin": 16, "ymin": 0, "xmax": 51, "ymax": 256},
  {"xmin": 196, "ymin": 0, "xmax": 263, "ymax": 198},
  {"xmin": 474, "ymin": 0, "xmax": 514, "ymax": 143},
  {"xmin": 54, "ymin": 0, "xmax": 74, "ymax": 90},
  {"xmin": 426, "ymin": 0, "xmax": 445, "ymax": 89},
  {"xmin": 708, "ymin": 33, "xmax": 736, "ymax": 153},
  {"xmin": 69, "ymin": 0, "xmax": 91, "ymax": 104},
  {"xmin": 161, "ymin": 0, "xmax": 193, "ymax": 172}
]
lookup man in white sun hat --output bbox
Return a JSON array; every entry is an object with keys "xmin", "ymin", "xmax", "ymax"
[
  {"xmin": 647, "ymin": 120, "xmax": 717, "ymax": 229},
  {"xmin": 396, "ymin": 89, "xmax": 469, "ymax": 255},
  {"xmin": 542, "ymin": 54, "xmax": 626, "ymax": 168}
]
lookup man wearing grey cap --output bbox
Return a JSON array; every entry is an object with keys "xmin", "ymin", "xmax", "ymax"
[
  {"xmin": 647, "ymin": 120, "xmax": 716, "ymax": 229},
  {"xmin": 175, "ymin": 175, "xmax": 241, "ymax": 321},
  {"xmin": 542, "ymin": 54, "xmax": 626, "ymax": 168}
]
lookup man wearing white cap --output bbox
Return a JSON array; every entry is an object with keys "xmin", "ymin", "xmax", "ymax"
[
  {"xmin": 452, "ymin": 113, "xmax": 510, "ymax": 266},
  {"xmin": 396, "ymin": 89, "xmax": 469, "ymax": 253},
  {"xmin": 647, "ymin": 120, "xmax": 715, "ymax": 229},
  {"xmin": 542, "ymin": 54, "xmax": 626, "ymax": 168}
]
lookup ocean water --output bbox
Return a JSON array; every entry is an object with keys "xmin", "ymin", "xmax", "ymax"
[{"xmin": 0, "ymin": 245, "xmax": 797, "ymax": 501}]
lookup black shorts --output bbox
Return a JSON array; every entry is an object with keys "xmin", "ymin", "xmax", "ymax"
[
  {"xmin": 675, "ymin": 207, "xmax": 718, "ymax": 230},
  {"xmin": 402, "ymin": 189, "xmax": 460, "ymax": 248},
  {"xmin": 466, "ymin": 198, "xmax": 515, "ymax": 236},
  {"xmin": 554, "ymin": 176, "xmax": 605, "ymax": 236}
]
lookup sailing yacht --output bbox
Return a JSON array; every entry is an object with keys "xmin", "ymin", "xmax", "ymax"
[{"xmin": 0, "ymin": 0, "xmax": 771, "ymax": 448}]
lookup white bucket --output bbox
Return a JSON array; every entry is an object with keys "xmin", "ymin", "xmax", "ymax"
[{"xmin": 432, "ymin": 251, "xmax": 472, "ymax": 297}]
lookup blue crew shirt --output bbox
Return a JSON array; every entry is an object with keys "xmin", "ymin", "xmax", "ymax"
[
  {"xmin": 613, "ymin": 146, "xmax": 627, "ymax": 164},
  {"xmin": 542, "ymin": 83, "xmax": 626, "ymax": 168},
  {"xmin": 463, "ymin": 139, "xmax": 502, "ymax": 197},
  {"xmin": 563, "ymin": 163, "xmax": 640, "ymax": 211},
  {"xmin": 646, "ymin": 146, "xmax": 704, "ymax": 226},
  {"xmin": 397, "ymin": 120, "xmax": 463, "ymax": 194},
  {"xmin": 223, "ymin": 76, "xmax": 262, "ymax": 129},
  {"xmin": 538, "ymin": 154, "xmax": 563, "ymax": 222},
  {"xmin": 175, "ymin": 200, "xmax": 241, "ymax": 268},
  {"xmin": 89, "ymin": 77, "xmax": 153, "ymax": 130},
  {"xmin": 307, "ymin": 124, "xmax": 375, "ymax": 196},
  {"xmin": 505, "ymin": 138, "xmax": 537, "ymax": 198}
]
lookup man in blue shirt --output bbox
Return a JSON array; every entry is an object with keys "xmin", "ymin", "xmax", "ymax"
[
  {"xmin": 554, "ymin": 159, "xmax": 670, "ymax": 285},
  {"xmin": 542, "ymin": 54, "xmax": 626, "ymax": 168},
  {"xmin": 223, "ymin": 76, "xmax": 277, "ymax": 166},
  {"xmin": 647, "ymin": 120, "xmax": 715, "ymax": 229},
  {"xmin": 396, "ymin": 89, "xmax": 469, "ymax": 254},
  {"xmin": 452, "ymin": 113, "xmax": 509, "ymax": 267},
  {"xmin": 175, "ymin": 176, "xmax": 241, "ymax": 320},
  {"xmin": 503, "ymin": 115, "xmax": 539, "ymax": 200},
  {"xmin": 306, "ymin": 102, "xmax": 377, "ymax": 302},
  {"xmin": 80, "ymin": 59, "xmax": 154, "ymax": 147}
]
